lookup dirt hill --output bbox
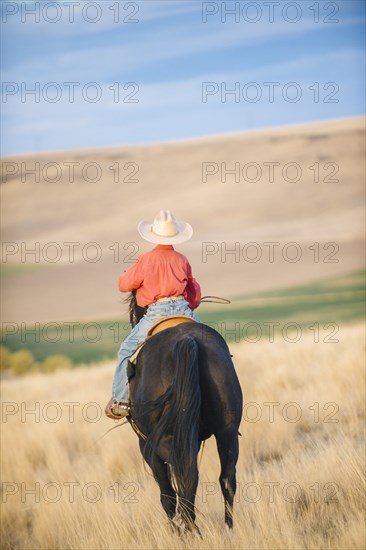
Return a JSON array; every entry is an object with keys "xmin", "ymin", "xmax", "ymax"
[{"xmin": 1, "ymin": 116, "xmax": 364, "ymax": 323}]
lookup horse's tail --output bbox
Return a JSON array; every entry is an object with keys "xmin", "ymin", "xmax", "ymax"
[
  {"xmin": 169, "ymin": 335, "xmax": 201, "ymax": 499},
  {"xmin": 147, "ymin": 334, "xmax": 201, "ymax": 501}
]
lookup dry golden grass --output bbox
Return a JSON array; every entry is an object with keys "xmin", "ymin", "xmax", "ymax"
[{"xmin": 1, "ymin": 323, "xmax": 365, "ymax": 549}]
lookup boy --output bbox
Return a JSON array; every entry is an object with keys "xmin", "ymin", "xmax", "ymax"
[{"xmin": 105, "ymin": 210, "xmax": 201, "ymax": 419}]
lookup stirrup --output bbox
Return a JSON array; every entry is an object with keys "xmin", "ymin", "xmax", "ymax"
[
  {"xmin": 105, "ymin": 398, "xmax": 130, "ymax": 420},
  {"xmin": 112, "ymin": 402, "xmax": 130, "ymax": 417}
]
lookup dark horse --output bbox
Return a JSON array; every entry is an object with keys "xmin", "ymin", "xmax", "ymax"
[{"xmin": 127, "ymin": 293, "xmax": 243, "ymax": 532}]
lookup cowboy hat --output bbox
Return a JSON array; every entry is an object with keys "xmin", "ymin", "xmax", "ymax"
[{"xmin": 138, "ymin": 210, "xmax": 193, "ymax": 245}]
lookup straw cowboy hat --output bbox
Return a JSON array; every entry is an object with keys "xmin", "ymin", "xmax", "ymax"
[{"xmin": 138, "ymin": 210, "xmax": 193, "ymax": 245}]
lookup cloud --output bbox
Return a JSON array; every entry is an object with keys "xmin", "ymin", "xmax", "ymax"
[
  {"xmin": 2, "ymin": 48, "xmax": 364, "ymax": 154},
  {"xmin": 2, "ymin": 3, "xmax": 364, "ymax": 84},
  {"xmin": 1, "ymin": 1, "xmax": 364, "ymax": 154}
]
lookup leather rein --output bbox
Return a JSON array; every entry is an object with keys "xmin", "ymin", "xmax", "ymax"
[{"xmin": 200, "ymin": 295, "xmax": 231, "ymax": 305}]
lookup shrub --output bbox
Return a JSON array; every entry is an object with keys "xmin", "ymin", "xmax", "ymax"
[
  {"xmin": 9, "ymin": 349, "xmax": 37, "ymax": 375},
  {"xmin": 41, "ymin": 355, "xmax": 73, "ymax": 373},
  {"xmin": 0, "ymin": 346, "xmax": 11, "ymax": 371}
]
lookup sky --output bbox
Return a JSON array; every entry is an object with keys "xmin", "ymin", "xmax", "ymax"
[{"xmin": 1, "ymin": 0, "xmax": 365, "ymax": 155}]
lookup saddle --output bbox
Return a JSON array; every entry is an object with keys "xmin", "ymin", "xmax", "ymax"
[
  {"xmin": 147, "ymin": 315, "xmax": 196, "ymax": 336},
  {"xmin": 129, "ymin": 316, "xmax": 197, "ymax": 367}
]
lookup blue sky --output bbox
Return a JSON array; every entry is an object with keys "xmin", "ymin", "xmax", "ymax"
[{"xmin": 1, "ymin": 0, "xmax": 365, "ymax": 155}]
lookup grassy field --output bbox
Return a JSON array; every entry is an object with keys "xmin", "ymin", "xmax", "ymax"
[
  {"xmin": 1, "ymin": 270, "xmax": 365, "ymax": 366},
  {"xmin": 1, "ymin": 321, "xmax": 365, "ymax": 549}
]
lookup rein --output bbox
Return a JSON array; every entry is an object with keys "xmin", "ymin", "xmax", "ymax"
[
  {"xmin": 90, "ymin": 417, "xmax": 147, "ymax": 450},
  {"xmin": 130, "ymin": 418, "xmax": 147, "ymax": 441},
  {"xmin": 200, "ymin": 295, "xmax": 231, "ymax": 304}
]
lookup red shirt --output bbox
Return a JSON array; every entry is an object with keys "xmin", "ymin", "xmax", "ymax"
[{"xmin": 118, "ymin": 245, "xmax": 201, "ymax": 310}]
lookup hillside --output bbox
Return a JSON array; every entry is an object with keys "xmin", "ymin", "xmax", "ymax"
[{"xmin": 1, "ymin": 116, "xmax": 365, "ymax": 323}]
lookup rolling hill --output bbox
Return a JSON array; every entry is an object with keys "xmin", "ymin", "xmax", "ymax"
[{"xmin": 1, "ymin": 116, "xmax": 365, "ymax": 323}]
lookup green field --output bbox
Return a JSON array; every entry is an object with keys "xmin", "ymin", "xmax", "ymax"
[
  {"xmin": 1, "ymin": 270, "xmax": 364, "ymax": 366},
  {"xmin": 200, "ymin": 269, "xmax": 365, "ymax": 325}
]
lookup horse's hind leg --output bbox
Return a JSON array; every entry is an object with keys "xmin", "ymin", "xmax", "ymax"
[
  {"xmin": 216, "ymin": 428, "xmax": 239, "ymax": 529},
  {"xmin": 139, "ymin": 441, "xmax": 176, "ymax": 520},
  {"xmin": 176, "ymin": 468, "xmax": 200, "ymax": 533},
  {"xmin": 156, "ymin": 460, "xmax": 177, "ymax": 521}
]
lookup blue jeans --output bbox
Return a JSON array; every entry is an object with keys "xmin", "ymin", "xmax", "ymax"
[{"xmin": 112, "ymin": 298, "xmax": 200, "ymax": 402}]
